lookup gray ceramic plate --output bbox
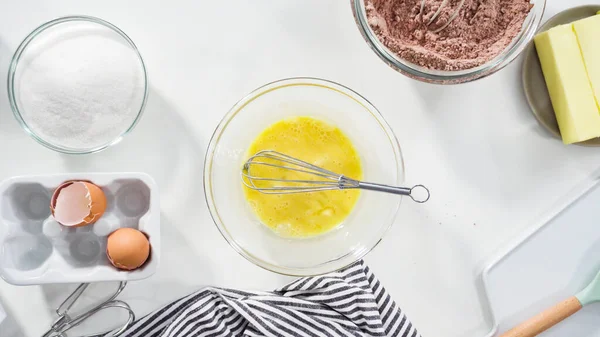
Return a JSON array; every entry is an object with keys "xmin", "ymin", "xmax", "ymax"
[{"xmin": 522, "ymin": 5, "xmax": 600, "ymax": 147}]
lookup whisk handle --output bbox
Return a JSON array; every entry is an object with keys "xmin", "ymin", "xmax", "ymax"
[
  {"xmin": 357, "ymin": 181, "xmax": 411, "ymax": 195},
  {"xmin": 356, "ymin": 182, "xmax": 430, "ymax": 203}
]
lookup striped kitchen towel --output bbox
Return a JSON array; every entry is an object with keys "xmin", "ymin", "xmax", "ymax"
[{"xmin": 119, "ymin": 260, "xmax": 420, "ymax": 337}]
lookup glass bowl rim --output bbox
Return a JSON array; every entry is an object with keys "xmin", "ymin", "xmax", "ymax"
[
  {"xmin": 351, "ymin": 0, "xmax": 547, "ymax": 84},
  {"xmin": 6, "ymin": 15, "xmax": 149, "ymax": 155},
  {"xmin": 203, "ymin": 77, "xmax": 405, "ymax": 276}
]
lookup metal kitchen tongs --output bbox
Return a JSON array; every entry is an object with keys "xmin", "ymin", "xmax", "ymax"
[{"xmin": 42, "ymin": 281, "xmax": 135, "ymax": 337}]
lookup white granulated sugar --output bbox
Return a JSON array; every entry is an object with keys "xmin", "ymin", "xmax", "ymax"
[{"xmin": 15, "ymin": 21, "xmax": 146, "ymax": 150}]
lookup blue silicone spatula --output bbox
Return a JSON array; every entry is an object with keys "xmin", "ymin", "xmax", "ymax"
[{"xmin": 500, "ymin": 269, "xmax": 600, "ymax": 337}]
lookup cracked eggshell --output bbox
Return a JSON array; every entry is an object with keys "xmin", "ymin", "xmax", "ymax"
[{"xmin": 51, "ymin": 181, "xmax": 107, "ymax": 227}]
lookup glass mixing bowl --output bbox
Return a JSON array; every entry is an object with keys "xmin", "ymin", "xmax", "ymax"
[
  {"xmin": 204, "ymin": 78, "xmax": 405, "ymax": 276},
  {"xmin": 351, "ymin": 0, "xmax": 546, "ymax": 84},
  {"xmin": 7, "ymin": 16, "xmax": 148, "ymax": 154}
]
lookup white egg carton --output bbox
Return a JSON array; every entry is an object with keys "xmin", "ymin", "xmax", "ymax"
[{"xmin": 0, "ymin": 173, "xmax": 160, "ymax": 285}]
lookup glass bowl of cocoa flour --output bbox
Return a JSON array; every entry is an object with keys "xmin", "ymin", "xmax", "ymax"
[{"xmin": 352, "ymin": 0, "xmax": 546, "ymax": 84}]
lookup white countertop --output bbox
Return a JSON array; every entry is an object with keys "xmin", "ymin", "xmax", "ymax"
[{"xmin": 0, "ymin": 1, "xmax": 599, "ymax": 336}]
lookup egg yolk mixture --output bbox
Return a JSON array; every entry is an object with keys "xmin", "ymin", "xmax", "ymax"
[{"xmin": 243, "ymin": 117, "xmax": 362, "ymax": 237}]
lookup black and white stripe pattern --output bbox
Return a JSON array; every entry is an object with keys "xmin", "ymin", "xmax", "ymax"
[{"xmin": 117, "ymin": 261, "xmax": 419, "ymax": 337}]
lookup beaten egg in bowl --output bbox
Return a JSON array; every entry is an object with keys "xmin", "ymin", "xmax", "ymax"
[{"xmin": 243, "ymin": 117, "xmax": 362, "ymax": 237}]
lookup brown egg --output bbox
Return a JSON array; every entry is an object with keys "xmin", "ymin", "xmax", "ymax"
[
  {"xmin": 51, "ymin": 181, "xmax": 107, "ymax": 227},
  {"xmin": 106, "ymin": 228, "xmax": 150, "ymax": 270}
]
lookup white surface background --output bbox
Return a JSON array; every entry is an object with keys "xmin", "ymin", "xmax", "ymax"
[{"xmin": 0, "ymin": 1, "xmax": 599, "ymax": 336}]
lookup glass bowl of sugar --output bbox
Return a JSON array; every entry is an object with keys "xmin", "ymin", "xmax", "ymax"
[{"xmin": 7, "ymin": 16, "xmax": 148, "ymax": 154}]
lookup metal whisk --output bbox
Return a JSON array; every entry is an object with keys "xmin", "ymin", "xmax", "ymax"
[
  {"xmin": 42, "ymin": 282, "xmax": 134, "ymax": 337},
  {"xmin": 420, "ymin": 0, "xmax": 466, "ymax": 33},
  {"xmin": 242, "ymin": 150, "xmax": 430, "ymax": 203}
]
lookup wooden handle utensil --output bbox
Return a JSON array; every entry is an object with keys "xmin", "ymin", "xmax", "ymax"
[
  {"xmin": 500, "ymin": 268, "xmax": 600, "ymax": 337},
  {"xmin": 499, "ymin": 296, "xmax": 581, "ymax": 337}
]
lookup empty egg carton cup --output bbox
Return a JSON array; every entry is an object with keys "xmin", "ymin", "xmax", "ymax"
[{"xmin": 0, "ymin": 173, "xmax": 160, "ymax": 285}]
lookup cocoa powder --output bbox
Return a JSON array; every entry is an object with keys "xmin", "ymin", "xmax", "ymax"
[{"xmin": 366, "ymin": 0, "xmax": 533, "ymax": 71}]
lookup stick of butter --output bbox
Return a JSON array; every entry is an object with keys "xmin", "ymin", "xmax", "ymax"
[
  {"xmin": 534, "ymin": 19, "xmax": 600, "ymax": 144},
  {"xmin": 573, "ymin": 15, "xmax": 600, "ymax": 109}
]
